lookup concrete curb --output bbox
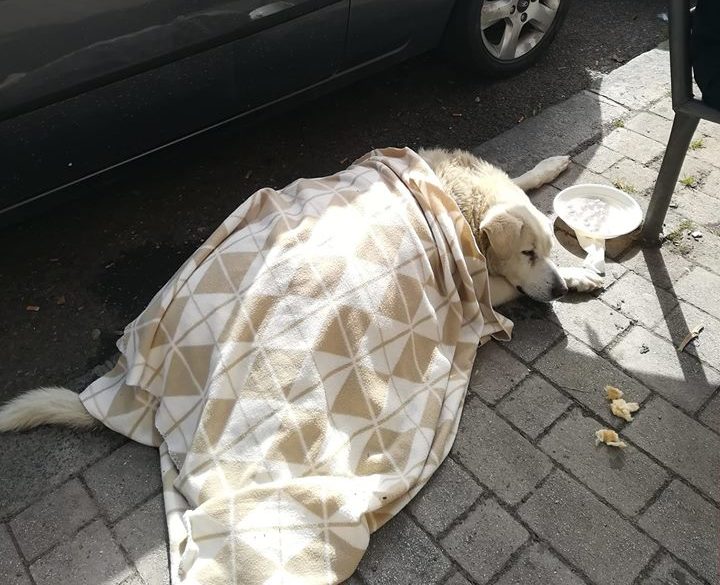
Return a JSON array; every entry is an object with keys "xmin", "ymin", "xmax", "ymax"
[{"xmin": 474, "ymin": 47, "xmax": 670, "ymax": 176}]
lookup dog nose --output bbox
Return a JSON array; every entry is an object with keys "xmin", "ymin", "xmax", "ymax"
[{"xmin": 551, "ymin": 280, "xmax": 568, "ymax": 299}]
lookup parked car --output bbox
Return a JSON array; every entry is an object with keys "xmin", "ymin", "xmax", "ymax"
[{"xmin": 0, "ymin": 0, "xmax": 569, "ymax": 219}]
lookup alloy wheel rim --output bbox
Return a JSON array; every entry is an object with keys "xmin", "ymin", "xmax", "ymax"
[{"xmin": 480, "ymin": 0, "xmax": 561, "ymax": 61}]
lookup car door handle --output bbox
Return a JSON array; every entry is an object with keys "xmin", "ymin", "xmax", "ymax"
[{"xmin": 249, "ymin": 1, "xmax": 294, "ymax": 20}]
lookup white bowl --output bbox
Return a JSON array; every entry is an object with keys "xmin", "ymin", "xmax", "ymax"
[{"xmin": 553, "ymin": 183, "xmax": 643, "ymax": 239}]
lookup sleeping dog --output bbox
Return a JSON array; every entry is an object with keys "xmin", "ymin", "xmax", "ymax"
[{"xmin": 0, "ymin": 148, "xmax": 602, "ymax": 433}]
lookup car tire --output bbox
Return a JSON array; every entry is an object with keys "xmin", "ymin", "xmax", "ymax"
[{"xmin": 445, "ymin": 0, "xmax": 571, "ymax": 76}]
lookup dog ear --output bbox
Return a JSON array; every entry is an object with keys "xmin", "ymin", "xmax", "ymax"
[{"xmin": 479, "ymin": 209, "xmax": 523, "ymax": 258}]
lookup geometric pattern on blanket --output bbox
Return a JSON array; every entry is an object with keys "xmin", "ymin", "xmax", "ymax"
[{"xmin": 80, "ymin": 147, "xmax": 512, "ymax": 585}]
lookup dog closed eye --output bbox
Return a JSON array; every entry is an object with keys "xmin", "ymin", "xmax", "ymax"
[{"xmin": 521, "ymin": 250, "xmax": 536, "ymax": 258}]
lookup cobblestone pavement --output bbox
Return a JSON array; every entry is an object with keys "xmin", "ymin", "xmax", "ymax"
[{"xmin": 2, "ymin": 45, "xmax": 719, "ymax": 585}]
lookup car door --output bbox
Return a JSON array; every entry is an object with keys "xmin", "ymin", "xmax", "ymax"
[
  {"xmin": 0, "ymin": 0, "xmax": 348, "ymax": 119},
  {"xmin": 0, "ymin": 0, "xmax": 349, "ymax": 214},
  {"xmin": 343, "ymin": 0, "xmax": 453, "ymax": 68}
]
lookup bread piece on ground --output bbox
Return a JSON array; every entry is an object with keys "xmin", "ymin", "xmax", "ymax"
[
  {"xmin": 610, "ymin": 398, "xmax": 640, "ymax": 422},
  {"xmin": 595, "ymin": 428, "xmax": 627, "ymax": 448},
  {"xmin": 605, "ymin": 385, "xmax": 624, "ymax": 400}
]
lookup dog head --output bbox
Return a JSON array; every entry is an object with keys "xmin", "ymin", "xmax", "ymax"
[{"xmin": 478, "ymin": 204, "xmax": 567, "ymax": 302}]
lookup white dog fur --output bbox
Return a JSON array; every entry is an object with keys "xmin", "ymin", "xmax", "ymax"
[
  {"xmin": 0, "ymin": 149, "xmax": 602, "ymax": 433},
  {"xmin": 419, "ymin": 148, "xmax": 602, "ymax": 305}
]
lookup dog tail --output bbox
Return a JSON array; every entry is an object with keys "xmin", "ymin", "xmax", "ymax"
[{"xmin": 0, "ymin": 387, "xmax": 97, "ymax": 432}]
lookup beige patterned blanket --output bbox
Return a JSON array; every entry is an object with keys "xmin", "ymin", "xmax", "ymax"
[{"xmin": 79, "ymin": 147, "xmax": 512, "ymax": 584}]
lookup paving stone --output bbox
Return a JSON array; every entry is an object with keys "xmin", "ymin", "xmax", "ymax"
[
  {"xmin": 496, "ymin": 375, "xmax": 571, "ymax": 439},
  {"xmin": 604, "ymin": 158, "xmax": 660, "ymax": 195},
  {"xmin": 444, "ymin": 572, "xmax": 471, "ymax": 585},
  {"xmin": 684, "ymin": 135, "xmax": 720, "ymax": 169},
  {"xmin": 639, "ymin": 553, "xmax": 705, "ymax": 585},
  {"xmin": 474, "ymin": 91, "xmax": 627, "ymax": 177},
  {"xmin": 518, "ymin": 470, "xmax": 657, "ymax": 585},
  {"xmin": 608, "ymin": 326, "xmax": 719, "ymax": 413},
  {"xmin": 551, "ymin": 161, "xmax": 613, "ymax": 191},
  {"xmin": 602, "ymin": 127, "xmax": 665, "ymax": 165},
  {"xmin": 649, "ymin": 98, "xmax": 674, "ymax": 120},
  {"xmin": 682, "ymin": 229, "xmax": 720, "ymax": 276},
  {"xmin": 357, "ymin": 513, "xmax": 451, "ymax": 585},
  {"xmin": 0, "ymin": 426, "xmax": 125, "ymax": 521},
  {"xmin": 549, "ymin": 296, "xmax": 631, "ymax": 352},
  {"xmin": 649, "ymin": 97, "xmax": 675, "ymax": 122},
  {"xmin": 441, "ymin": 499, "xmax": 528, "ymax": 584},
  {"xmin": 451, "ymin": 397, "xmax": 552, "ymax": 505},
  {"xmin": 697, "ymin": 117, "xmax": 720, "ymax": 141},
  {"xmin": 83, "ymin": 442, "xmax": 162, "ymax": 522},
  {"xmin": 468, "ymin": 342, "xmax": 529, "ymax": 404},
  {"xmin": 675, "ymin": 267, "xmax": 720, "ymax": 320},
  {"xmin": 653, "ymin": 301, "xmax": 720, "ymax": 372},
  {"xmin": 668, "ymin": 187, "xmax": 720, "ymax": 228},
  {"xmin": 663, "ymin": 153, "xmax": 714, "ymax": 191},
  {"xmin": 0, "ymin": 524, "xmax": 31, "ymax": 585},
  {"xmin": 646, "ymin": 153, "xmax": 713, "ymax": 197},
  {"xmin": 699, "ymin": 391, "xmax": 720, "ymax": 434},
  {"xmin": 407, "ymin": 457, "xmax": 483, "ymax": 536},
  {"xmin": 527, "ymin": 181, "xmax": 561, "ymax": 216},
  {"xmin": 625, "ymin": 397, "xmax": 720, "ymax": 503},
  {"xmin": 538, "ymin": 408, "xmax": 669, "ymax": 516},
  {"xmin": 662, "ymin": 212, "xmax": 720, "ymax": 275},
  {"xmin": 592, "ymin": 48, "xmax": 670, "ymax": 110},
  {"xmin": 113, "ymin": 494, "xmax": 169, "ymax": 585},
  {"xmin": 618, "ymin": 245, "xmax": 694, "ymax": 291},
  {"xmin": 119, "ymin": 574, "xmax": 145, "ymax": 585},
  {"xmin": 639, "ymin": 481, "xmax": 719, "ymax": 583},
  {"xmin": 600, "ymin": 271, "xmax": 678, "ymax": 328},
  {"xmin": 625, "ymin": 111, "xmax": 673, "ymax": 144},
  {"xmin": 702, "ymin": 167, "xmax": 720, "ymax": 198},
  {"xmin": 535, "ymin": 335, "xmax": 651, "ymax": 427},
  {"xmin": 505, "ymin": 317, "xmax": 564, "ymax": 363},
  {"xmin": 494, "ymin": 543, "xmax": 585, "ymax": 585},
  {"xmin": 573, "ymin": 143, "xmax": 624, "ymax": 174},
  {"xmin": 9, "ymin": 478, "xmax": 99, "ymax": 561},
  {"xmin": 30, "ymin": 520, "xmax": 132, "ymax": 585},
  {"xmin": 493, "ymin": 298, "xmax": 565, "ymax": 364}
]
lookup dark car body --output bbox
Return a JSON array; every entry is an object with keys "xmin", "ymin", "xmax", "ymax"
[{"xmin": 0, "ymin": 0, "xmax": 461, "ymax": 218}]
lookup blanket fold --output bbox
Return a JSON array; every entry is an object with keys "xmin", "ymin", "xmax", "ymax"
[{"xmin": 80, "ymin": 147, "xmax": 512, "ymax": 584}]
